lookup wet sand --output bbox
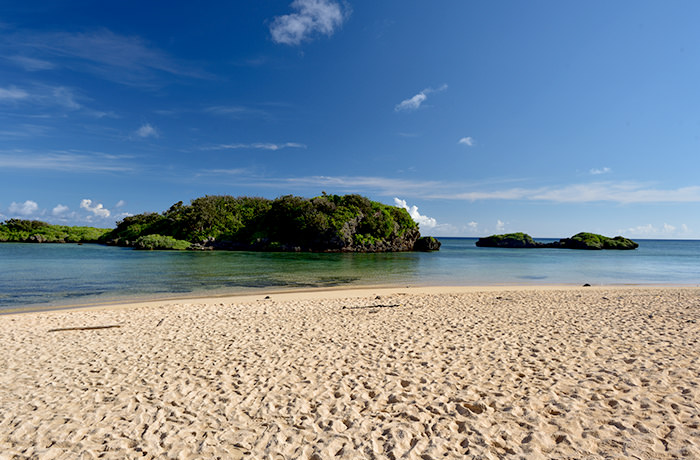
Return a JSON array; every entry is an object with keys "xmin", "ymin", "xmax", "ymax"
[{"xmin": 1, "ymin": 286, "xmax": 699, "ymax": 459}]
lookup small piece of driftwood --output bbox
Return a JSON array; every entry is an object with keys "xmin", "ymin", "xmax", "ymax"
[
  {"xmin": 342, "ymin": 304, "xmax": 399, "ymax": 310},
  {"xmin": 48, "ymin": 325, "xmax": 121, "ymax": 332}
]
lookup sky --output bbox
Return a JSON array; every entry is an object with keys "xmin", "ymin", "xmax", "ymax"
[{"xmin": 2, "ymin": 1, "xmax": 700, "ymax": 239}]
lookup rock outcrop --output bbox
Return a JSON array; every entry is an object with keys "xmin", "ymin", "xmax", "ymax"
[
  {"xmin": 102, "ymin": 194, "xmax": 437, "ymax": 253},
  {"xmin": 476, "ymin": 232, "xmax": 638, "ymax": 250},
  {"xmin": 413, "ymin": 236, "xmax": 442, "ymax": 251},
  {"xmin": 475, "ymin": 233, "xmax": 539, "ymax": 248}
]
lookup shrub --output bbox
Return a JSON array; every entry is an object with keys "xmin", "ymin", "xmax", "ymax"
[{"xmin": 134, "ymin": 234, "xmax": 191, "ymax": 250}]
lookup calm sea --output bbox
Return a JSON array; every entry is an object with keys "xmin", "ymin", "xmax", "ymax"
[{"xmin": 1, "ymin": 238, "xmax": 699, "ymax": 312}]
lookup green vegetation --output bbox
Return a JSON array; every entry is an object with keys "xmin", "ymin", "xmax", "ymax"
[
  {"xmin": 0, "ymin": 219, "xmax": 109, "ymax": 243},
  {"xmin": 476, "ymin": 231, "xmax": 639, "ymax": 250},
  {"xmin": 475, "ymin": 232, "xmax": 538, "ymax": 248},
  {"xmin": 134, "ymin": 234, "xmax": 192, "ymax": 250},
  {"xmin": 565, "ymin": 232, "xmax": 639, "ymax": 250},
  {"xmin": 101, "ymin": 193, "xmax": 421, "ymax": 252}
]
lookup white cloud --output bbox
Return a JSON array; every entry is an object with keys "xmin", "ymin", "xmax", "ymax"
[
  {"xmin": 0, "ymin": 86, "xmax": 29, "ymax": 101},
  {"xmin": 205, "ymin": 142, "xmax": 306, "ymax": 151},
  {"xmin": 80, "ymin": 199, "xmax": 110, "ymax": 218},
  {"xmin": 9, "ymin": 200, "xmax": 39, "ymax": 216},
  {"xmin": 270, "ymin": 0, "xmax": 349, "ymax": 45},
  {"xmin": 395, "ymin": 85, "xmax": 448, "ymax": 112},
  {"xmin": 458, "ymin": 137, "xmax": 474, "ymax": 147},
  {"xmin": 496, "ymin": 220, "xmax": 505, "ymax": 232},
  {"xmin": 136, "ymin": 123, "xmax": 158, "ymax": 138},
  {"xmin": 52, "ymin": 204, "xmax": 69, "ymax": 215},
  {"xmin": 395, "ymin": 93, "xmax": 427, "ymax": 112},
  {"xmin": 467, "ymin": 221, "xmax": 478, "ymax": 230},
  {"xmin": 590, "ymin": 167, "xmax": 611, "ymax": 175},
  {"xmin": 115, "ymin": 200, "xmax": 126, "ymax": 208},
  {"xmin": 393, "ymin": 197, "xmax": 437, "ymax": 229}
]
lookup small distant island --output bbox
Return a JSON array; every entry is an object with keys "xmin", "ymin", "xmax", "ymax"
[
  {"xmin": 1, "ymin": 194, "xmax": 442, "ymax": 253},
  {"xmin": 475, "ymin": 232, "xmax": 639, "ymax": 250},
  {"xmin": 0, "ymin": 219, "xmax": 109, "ymax": 243}
]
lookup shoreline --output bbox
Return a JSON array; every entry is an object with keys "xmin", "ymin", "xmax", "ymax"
[{"xmin": 3, "ymin": 281, "xmax": 699, "ymax": 316}]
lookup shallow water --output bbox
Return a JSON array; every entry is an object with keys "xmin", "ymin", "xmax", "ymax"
[{"xmin": 1, "ymin": 238, "xmax": 698, "ymax": 311}]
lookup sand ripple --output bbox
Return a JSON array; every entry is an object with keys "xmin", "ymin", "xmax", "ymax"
[{"xmin": 1, "ymin": 288, "xmax": 699, "ymax": 459}]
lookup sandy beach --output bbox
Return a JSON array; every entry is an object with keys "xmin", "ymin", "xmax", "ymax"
[{"xmin": 1, "ymin": 286, "xmax": 699, "ymax": 459}]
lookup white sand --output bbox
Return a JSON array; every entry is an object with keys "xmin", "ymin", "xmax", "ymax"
[{"xmin": 1, "ymin": 286, "xmax": 699, "ymax": 459}]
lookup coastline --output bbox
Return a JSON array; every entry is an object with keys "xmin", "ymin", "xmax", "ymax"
[
  {"xmin": 1, "ymin": 285, "xmax": 699, "ymax": 458},
  {"xmin": 3, "ymin": 281, "xmax": 697, "ymax": 316}
]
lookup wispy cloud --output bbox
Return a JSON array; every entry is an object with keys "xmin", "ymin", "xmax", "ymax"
[
  {"xmin": 0, "ymin": 150, "xmax": 133, "ymax": 172},
  {"xmin": 432, "ymin": 182, "xmax": 700, "ymax": 204},
  {"xmin": 196, "ymin": 168, "xmax": 252, "ymax": 177},
  {"xmin": 0, "ymin": 124, "xmax": 52, "ymax": 139},
  {"xmin": 270, "ymin": 0, "xmax": 350, "ymax": 45},
  {"xmin": 394, "ymin": 197, "xmax": 437, "ymax": 229},
  {"xmin": 395, "ymin": 84, "xmax": 448, "ymax": 112},
  {"xmin": 0, "ymin": 84, "xmax": 113, "ymax": 118},
  {"xmin": 458, "ymin": 137, "xmax": 474, "ymax": 147},
  {"xmin": 254, "ymin": 174, "xmax": 700, "ymax": 205},
  {"xmin": 624, "ymin": 222, "xmax": 691, "ymax": 237},
  {"xmin": 51, "ymin": 86, "xmax": 81, "ymax": 110},
  {"xmin": 5, "ymin": 55, "xmax": 55, "ymax": 71},
  {"xmin": 590, "ymin": 167, "xmax": 611, "ymax": 175},
  {"xmin": 203, "ymin": 105, "xmax": 271, "ymax": 119},
  {"xmin": 2, "ymin": 28, "xmax": 206, "ymax": 87},
  {"xmin": 135, "ymin": 123, "xmax": 159, "ymax": 139},
  {"xmin": 204, "ymin": 142, "xmax": 306, "ymax": 151},
  {"xmin": 0, "ymin": 86, "xmax": 29, "ymax": 101}
]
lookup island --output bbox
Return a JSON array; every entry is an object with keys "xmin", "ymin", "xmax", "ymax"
[
  {"xmin": 0, "ymin": 194, "xmax": 432, "ymax": 253},
  {"xmin": 475, "ymin": 232, "xmax": 639, "ymax": 250},
  {"xmin": 0, "ymin": 218, "xmax": 109, "ymax": 243}
]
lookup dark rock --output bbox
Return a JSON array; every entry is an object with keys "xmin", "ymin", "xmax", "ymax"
[{"xmin": 413, "ymin": 236, "xmax": 441, "ymax": 251}]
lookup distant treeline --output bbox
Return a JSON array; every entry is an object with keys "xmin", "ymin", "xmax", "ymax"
[
  {"xmin": 0, "ymin": 219, "xmax": 109, "ymax": 243},
  {"xmin": 101, "ymin": 194, "xmax": 423, "ymax": 252}
]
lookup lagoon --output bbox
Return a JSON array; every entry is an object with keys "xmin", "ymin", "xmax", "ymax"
[{"xmin": 1, "ymin": 238, "xmax": 698, "ymax": 312}]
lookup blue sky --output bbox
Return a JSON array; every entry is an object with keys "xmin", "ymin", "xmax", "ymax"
[{"xmin": 2, "ymin": 1, "xmax": 700, "ymax": 238}]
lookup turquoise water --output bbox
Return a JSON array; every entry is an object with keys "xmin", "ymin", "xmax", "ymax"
[{"xmin": 1, "ymin": 238, "xmax": 699, "ymax": 311}]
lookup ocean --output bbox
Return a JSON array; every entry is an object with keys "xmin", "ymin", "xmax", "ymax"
[{"xmin": 1, "ymin": 238, "xmax": 698, "ymax": 312}]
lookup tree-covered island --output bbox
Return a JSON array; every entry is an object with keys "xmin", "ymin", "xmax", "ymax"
[
  {"xmin": 1, "ymin": 194, "xmax": 440, "ymax": 252},
  {"xmin": 99, "ymin": 194, "xmax": 441, "ymax": 252},
  {"xmin": 476, "ymin": 232, "xmax": 639, "ymax": 250}
]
